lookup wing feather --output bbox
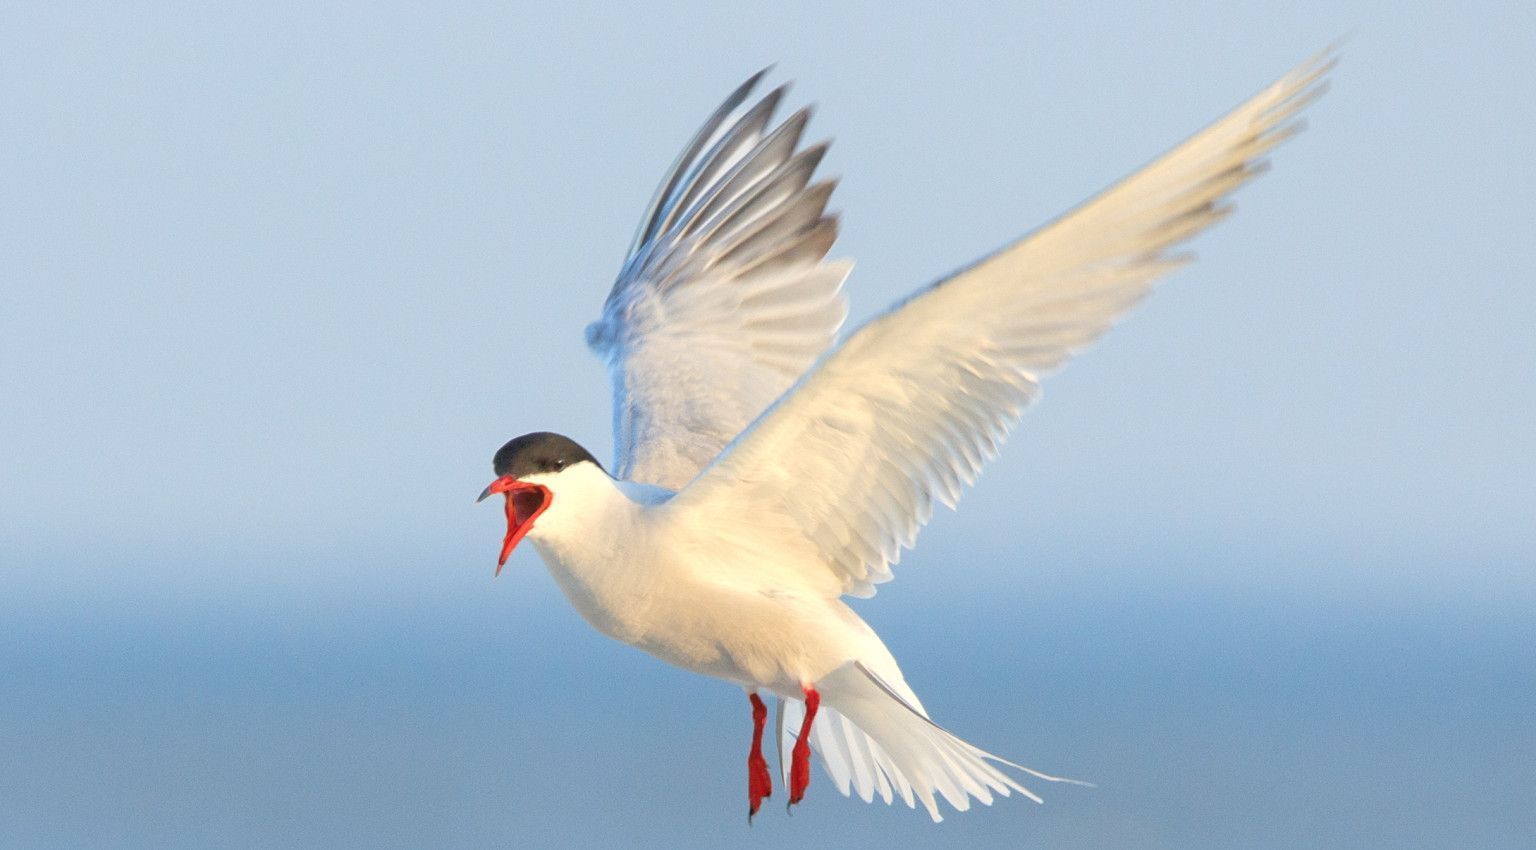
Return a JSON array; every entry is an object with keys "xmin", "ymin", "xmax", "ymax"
[
  {"xmin": 671, "ymin": 51, "xmax": 1335, "ymax": 596},
  {"xmin": 593, "ymin": 75, "xmax": 850, "ymax": 489},
  {"xmin": 624, "ymin": 68, "xmax": 770, "ymax": 262}
]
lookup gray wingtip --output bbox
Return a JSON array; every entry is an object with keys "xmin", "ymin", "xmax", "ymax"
[
  {"xmin": 731, "ymin": 66, "xmax": 779, "ymax": 108},
  {"xmin": 624, "ymin": 66, "xmax": 784, "ymax": 264}
]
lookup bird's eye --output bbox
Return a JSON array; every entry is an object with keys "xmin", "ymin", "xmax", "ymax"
[{"xmin": 553, "ymin": 459, "xmax": 566, "ymax": 471}]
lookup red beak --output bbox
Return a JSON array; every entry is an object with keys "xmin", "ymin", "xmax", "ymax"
[{"xmin": 477, "ymin": 474, "xmax": 553, "ymax": 575}]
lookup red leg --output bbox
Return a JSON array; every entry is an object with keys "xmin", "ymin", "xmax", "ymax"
[
  {"xmin": 788, "ymin": 685, "xmax": 820, "ymax": 806},
  {"xmin": 747, "ymin": 693, "xmax": 772, "ymax": 821}
]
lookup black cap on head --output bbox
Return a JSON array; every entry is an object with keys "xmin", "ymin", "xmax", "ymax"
[{"xmin": 492, "ymin": 432, "xmax": 600, "ymax": 478}]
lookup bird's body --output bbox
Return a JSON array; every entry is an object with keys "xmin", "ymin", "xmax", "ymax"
[
  {"xmin": 477, "ymin": 52, "xmax": 1334, "ymax": 821},
  {"xmin": 524, "ymin": 462, "xmax": 905, "ymax": 701}
]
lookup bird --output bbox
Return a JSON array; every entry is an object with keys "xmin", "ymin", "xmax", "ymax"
[{"xmin": 477, "ymin": 51, "xmax": 1333, "ymax": 822}]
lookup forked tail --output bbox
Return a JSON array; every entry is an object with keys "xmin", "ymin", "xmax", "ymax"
[{"xmin": 776, "ymin": 661, "xmax": 1087, "ymax": 822}]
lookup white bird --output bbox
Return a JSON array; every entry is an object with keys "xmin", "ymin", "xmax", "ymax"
[{"xmin": 478, "ymin": 52, "xmax": 1333, "ymax": 822}]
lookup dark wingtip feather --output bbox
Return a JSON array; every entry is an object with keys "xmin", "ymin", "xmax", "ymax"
[{"xmin": 625, "ymin": 69, "xmax": 777, "ymax": 262}]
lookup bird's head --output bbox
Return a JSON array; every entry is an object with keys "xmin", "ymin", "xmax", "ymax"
[{"xmin": 477, "ymin": 431, "xmax": 601, "ymax": 574}]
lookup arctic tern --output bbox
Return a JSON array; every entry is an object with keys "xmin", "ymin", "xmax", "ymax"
[{"xmin": 478, "ymin": 52, "xmax": 1333, "ymax": 821}]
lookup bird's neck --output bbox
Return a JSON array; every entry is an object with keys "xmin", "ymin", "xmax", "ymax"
[
  {"xmin": 526, "ymin": 466, "xmax": 668, "ymax": 568},
  {"xmin": 527, "ymin": 471, "xmax": 674, "ymax": 643}
]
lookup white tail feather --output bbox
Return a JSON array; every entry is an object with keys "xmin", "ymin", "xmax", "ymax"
[{"xmin": 777, "ymin": 662, "xmax": 1086, "ymax": 822}]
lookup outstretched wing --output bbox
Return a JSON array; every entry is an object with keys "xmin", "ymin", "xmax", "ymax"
[
  {"xmin": 671, "ymin": 52, "xmax": 1335, "ymax": 597},
  {"xmin": 587, "ymin": 71, "xmax": 850, "ymax": 490}
]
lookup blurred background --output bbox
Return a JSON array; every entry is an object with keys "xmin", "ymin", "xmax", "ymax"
[{"xmin": 2, "ymin": 1, "xmax": 1533, "ymax": 847}]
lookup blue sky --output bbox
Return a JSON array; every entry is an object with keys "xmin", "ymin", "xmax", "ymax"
[{"xmin": 2, "ymin": 1, "xmax": 1533, "ymax": 847}]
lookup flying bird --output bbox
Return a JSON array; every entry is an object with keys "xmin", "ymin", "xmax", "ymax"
[{"xmin": 478, "ymin": 52, "xmax": 1332, "ymax": 821}]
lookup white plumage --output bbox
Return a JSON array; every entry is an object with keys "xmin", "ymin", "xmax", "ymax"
[{"xmin": 483, "ymin": 50, "xmax": 1333, "ymax": 821}]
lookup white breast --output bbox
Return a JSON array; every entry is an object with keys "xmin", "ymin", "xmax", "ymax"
[{"xmin": 522, "ymin": 463, "xmax": 893, "ymax": 693}]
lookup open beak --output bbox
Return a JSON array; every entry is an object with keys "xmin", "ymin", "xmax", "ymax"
[{"xmin": 477, "ymin": 474, "xmax": 553, "ymax": 576}]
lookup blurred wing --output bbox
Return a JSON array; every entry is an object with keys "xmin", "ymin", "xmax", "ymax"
[
  {"xmin": 673, "ymin": 52, "xmax": 1334, "ymax": 597},
  {"xmin": 587, "ymin": 71, "xmax": 850, "ymax": 490}
]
